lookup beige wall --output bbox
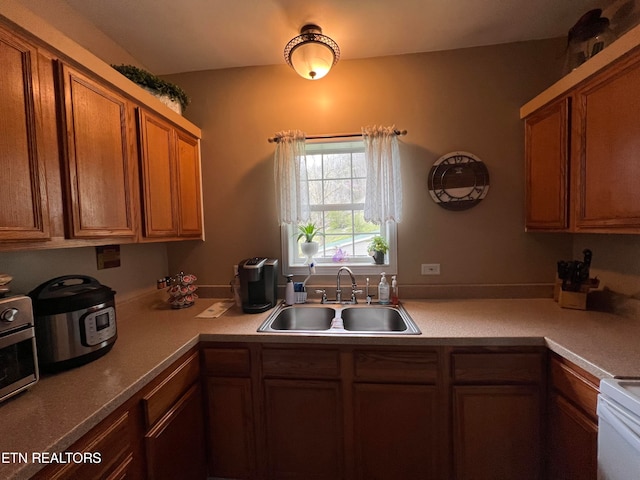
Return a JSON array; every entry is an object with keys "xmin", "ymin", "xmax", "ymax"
[
  {"xmin": 164, "ymin": 39, "xmax": 574, "ymax": 290},
  {"xmin": 0, "ymin": 244, "xmax": 168, "ymax": 301},
  {"xmin": 4, "ymin": 1, "xmax": 638, "ymax": 299}
]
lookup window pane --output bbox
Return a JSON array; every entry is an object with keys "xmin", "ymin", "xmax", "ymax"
[
  {"xmin": 354, "ymin": 211, "xmax": 379, "ymax": 233},
  {"xmin": 325, "ymin": 235, "xmax": 353, "ymax": 258},
  {"xmin": 324, "ymin": 179, "xmax": 352, "ymax": 204},
  {"xmin": 355, "ymin": 233, "xmax": 376, "ymax": 255},
  {"xmin": 352, "ymin": 178, "xmax": 366, "ymax": 203},
  {"xmin": 308, "ymin": 180, "xmax": 323, "ymax": 205},
  {"xmin": 324, "ymin": 153, "xmax": 350, "ymax": 179},
  {"xmin": 325, "ymin": 210, "xmax": 353, "ymax": 234},
  {"xmin": 352, "ymin": 152, "xmax": 366, "ymax": 177},
  {"xmin": 306, "ymin": 154, "xmax": 323, "ymax": 180}
]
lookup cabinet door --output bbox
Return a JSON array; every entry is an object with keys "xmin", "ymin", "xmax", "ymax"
[
  {"xmin": 264, "ymin": 379, "xmax": 343, "ymax": 480},
  {"xmin": 452, "ymin": 385, "xmax": 542, "ymax": 480},
  {"xmin": 206, "ymin": 377, "xmax": 256, "ymax": 479},
  {"xmin": 0, "ymin": 26, "xmax": 50, "ymax": 241},
  {"xmin": 524, "ymin": 98, "xmax": 570, "ymax": 230},
  {"xmin": 353, "ymin": 383, "xmax": 440, "ymax": 479},
  {"xmin": 145, "ymin": 383, "xmax": 207, "ymax": 480},
  {"xmin": 574, "ymin": 51, "xmax": 640, "ymax": 231},
  {"xmin": 58, "ymin": 63, "xmax": 137, "ymax": 238},
  {"xmin": 137, "ymin": 109, "xmax": 178, "ymax": 237},
  {"xmin": 175, "ymin": 130, "xmax": 202, "ymax": 237},
  {"xmin": 548, "ymin": 392, "xmax": 597, "ymax": 480}
]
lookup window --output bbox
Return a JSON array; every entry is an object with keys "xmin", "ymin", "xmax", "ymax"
[{"xmin": 282, "ymin": 140, "xmax": 397, "ymax": 275}]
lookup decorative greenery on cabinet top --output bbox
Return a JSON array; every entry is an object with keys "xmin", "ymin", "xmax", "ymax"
[{"xmin": 111, "ymin": 64, "xmax": 190, "ymax": 111}]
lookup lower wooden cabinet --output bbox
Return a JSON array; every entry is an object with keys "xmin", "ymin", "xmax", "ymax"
[
  {"xmin": 547, "ymin": 353, "xmax": 599, "ymax": 480},
  {"xmin": 453, "ymin": 385, "xmax": 542, "ymax": 479},
  {"xmin": 202, "ymin": 345, "xmax": 257, "ymax": 479},
  {"xmin": 33, "ymin": 342, "xmax": 575, "ymax": 480},
  {"xmin": 31, "ymin": 347, "xmax": 205, "ymax": 480},
  {"xmin": 205, "ymin": 377, "xmax": 256, "ymax": 479},
  {"xmin": 450, "ymin": 348, "xmax": 546, "ymax": 480},
  {"xmin": 32, "ymin": 410, "xmax": 135, "ymax": 480},
  {"xmin": 353, "ymin": 383, "xmax": 440, "ymax": 479},
  {"xmin": 264, "ymin": 379, "xmax": 344, "ymax": 480},
  {"xmin": 145, "ymin": 383, "xmax": 207, "ymax": 480}
]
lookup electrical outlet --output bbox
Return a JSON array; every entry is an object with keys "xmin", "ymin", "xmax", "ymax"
[{"xmin": 421, "ymin": 263, "xmax": 440, "ymax": 275}]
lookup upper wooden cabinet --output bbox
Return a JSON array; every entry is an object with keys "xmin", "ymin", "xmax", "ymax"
[
  {"xmin": 175, "ymin": 130, "xmax": 203, "ymax": 238},
  {"xmin": 524, "ymin": 98, "xmax": 569, "ymax": 231},
  {"xmin": 0, "ymin": 25, "xmax": 50, "ymax": 241},
  {"xmin": 58, "ymin": 62, "xmax": 138, "ymax": 239},
  {"xmin": 137, "ymin": 109, "xmax": 203, "ymax": 239},
  {"xmin": 0, "ymin": 14, "xmax": 203, "ymax": 250},
  {"xmin": 573, "ymin": 53, "xmax": 640, "ymax": 231},
  {"xmin": 137, "ymin": 109, "xmax": 179, "ymax": 238},
  {"xmin": 522, "ymin": 26, "xmax": 640, "ymax": 234}
]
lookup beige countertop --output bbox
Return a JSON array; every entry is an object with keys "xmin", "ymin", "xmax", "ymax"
[{"xmin": 2, "ymin": 291, "xmax": 640, "ymax": 479}]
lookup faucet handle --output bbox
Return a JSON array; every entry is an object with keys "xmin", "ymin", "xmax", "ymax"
[
  {"xmin": 351, "ymin": 289, "xmax": 363, "ymax": 304},
  {"xmin": 314, "ymin": 289, "xmax": 327, "ymax": 303}
]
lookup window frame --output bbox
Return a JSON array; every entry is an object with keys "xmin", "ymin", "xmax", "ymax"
[{"xmin": 280, "ymin": 138, "xmax": 398, "ymax": 276}]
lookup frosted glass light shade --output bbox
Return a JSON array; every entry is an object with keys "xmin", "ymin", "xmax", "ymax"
[
  {"xmin": 290, "ymin": 42, "xmax": 335, "ymax": 80},
  {"xmin": 284, "ymin": 24, "xmax": 340, "ymax": 80}
]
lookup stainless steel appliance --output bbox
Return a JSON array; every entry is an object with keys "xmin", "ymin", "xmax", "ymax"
[
  {"xmin": 597, "ymin": 378, "xmax": 640, "ymax": 479},
  {"xmin": 238, "ymin": 258, "xmax": 278, "ymax": 313},
  {"xmin": 29, "ymin": 275, "xmax": 117, "ymax": 372},
  {"xmin": 0, "ymin": 296, "xmax": 38, "ymax": 403}
]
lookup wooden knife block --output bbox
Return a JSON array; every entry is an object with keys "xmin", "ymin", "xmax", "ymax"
[{"xmin": 554, "ymin": 276, "xmax": 599, "ymax": 310}]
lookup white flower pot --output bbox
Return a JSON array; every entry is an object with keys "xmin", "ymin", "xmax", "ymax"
[{"xmin": 300, "ymin": 241, "xmax": 319, "ymax": 257}]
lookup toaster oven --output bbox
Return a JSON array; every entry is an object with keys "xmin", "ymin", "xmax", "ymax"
[{"xmin": 0, "ymin": 296, "xmax": 38, "ymax": 403}]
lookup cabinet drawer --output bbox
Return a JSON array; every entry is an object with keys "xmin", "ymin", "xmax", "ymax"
[
  {"xmin": 354, "ymin": 349, "xmax": 439, "ymax": 383},
  {"xmin": 142, "ymin": 350, "xmax": 200, "ymax": 428},
  {"xmin": 452, "ymin": 352, "xmax": 543, "ymax": 383},
  {"xmin": 262, "ymin": 347, "xmax": 340, "ymax": 378},
  {"xmin": 550, "ymin": 355, "xmax": 599, "ymax": 419},
  {"xmin": 203, "ymin": 347, "xmax": 251, "ymax": 376},
  {"xmin": 36, "ymin": 411, "xmax": 133, "ymax": 480}
]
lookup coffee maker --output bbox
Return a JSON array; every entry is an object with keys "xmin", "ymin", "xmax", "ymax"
[{"xmin": 238, "ymin": 258, "xmax": 278, "ymax": 313}]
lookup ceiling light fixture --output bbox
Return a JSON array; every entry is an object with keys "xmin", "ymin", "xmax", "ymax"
[{"xmin": 284, "ymin": 24, "xmax": 340, "ymax": 80}]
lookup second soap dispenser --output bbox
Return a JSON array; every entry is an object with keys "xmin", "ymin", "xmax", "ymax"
[{"xmin": 378, "ymin": 272, "xmax": 390, "ymax": 305}]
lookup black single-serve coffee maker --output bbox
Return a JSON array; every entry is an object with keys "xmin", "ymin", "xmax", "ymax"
[{"xmin": 238, "ymin": 257, "xmax": 278, "ymax": 313}]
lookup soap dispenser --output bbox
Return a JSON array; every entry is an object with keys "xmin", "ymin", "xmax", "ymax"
[
  {"xmin": 378, "ymin": 272, "xmax": 390, "ymax": 305},
  {"xmin": 391, "ymin": 275, "xmax": 399, "ymax": 306},
  {"xmin": 285, "ymin": 275, "xmax": 295, "ymax": 306}
]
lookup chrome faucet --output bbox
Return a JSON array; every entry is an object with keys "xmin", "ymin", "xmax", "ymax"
[{"xmin": 335, "ymin": 266, "xmax": 361, "ymax": 304}]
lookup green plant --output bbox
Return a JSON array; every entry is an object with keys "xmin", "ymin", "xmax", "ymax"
[
  {"xmin": 368, "ymin": 236, "xmax": 389, "ymax": 254},
  {"xmin": 296, "ymin": 222, "xmax": 323, "ymax": 243},
  {"xmin": 111, "ymin": 64, "xmax": 190, "ymax": 111}
]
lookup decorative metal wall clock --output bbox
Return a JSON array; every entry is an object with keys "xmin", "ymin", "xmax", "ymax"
[{"xmin": 427, "ymin": 151, "xmax": 490, "ymax": 211}]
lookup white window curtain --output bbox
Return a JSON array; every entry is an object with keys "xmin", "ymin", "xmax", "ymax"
[
  {"xmin": 362, "ymin": 125, "xmax": 403, "ymax": 224},
  {"xmin": 274, "ymin": 130, "xmax": 309, "ymax": 225}
]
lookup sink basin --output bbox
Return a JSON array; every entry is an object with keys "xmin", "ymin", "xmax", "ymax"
[
  {"xmin": 257, "ymin": 304, "xmax": 421, "ymax": 335},
  {"xmin": 262, "ymin": 306, "xmax": 335, "ymax": 331},
  {"xmin": 341, "ymin": 306, "xmax": 420, "ymax": 334}
]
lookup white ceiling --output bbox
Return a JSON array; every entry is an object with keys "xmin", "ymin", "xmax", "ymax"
[{"xmin": 59, "ymin": 0, "xmax": 604, "ymax": 75}]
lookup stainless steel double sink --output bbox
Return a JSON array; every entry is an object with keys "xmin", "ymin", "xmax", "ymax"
[{"xmin": 257, "ymin": 303, "xmax": 421, "ymax": 335}]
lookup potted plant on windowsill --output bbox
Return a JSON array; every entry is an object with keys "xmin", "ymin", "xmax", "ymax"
[
  {"xmin": 297, "ymin": 222, "xmax": 322, "ymax": 257},
  {"xmin": 368, "ymin": 236, "xmax": 389, "ymax": 265},
  {"xmin": 111, "ymin": 64, "xmax": 190, "ymax": 114}
]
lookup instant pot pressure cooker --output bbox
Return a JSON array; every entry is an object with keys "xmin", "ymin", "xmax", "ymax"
[{"xmin": 29, "ymin": 275, "xmax": 117, "ymax": 372}]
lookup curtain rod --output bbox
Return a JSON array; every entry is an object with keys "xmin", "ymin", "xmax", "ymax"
[{"xmin": 267, "ymin": 129, "xmax": 407, "ymax": 143}]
